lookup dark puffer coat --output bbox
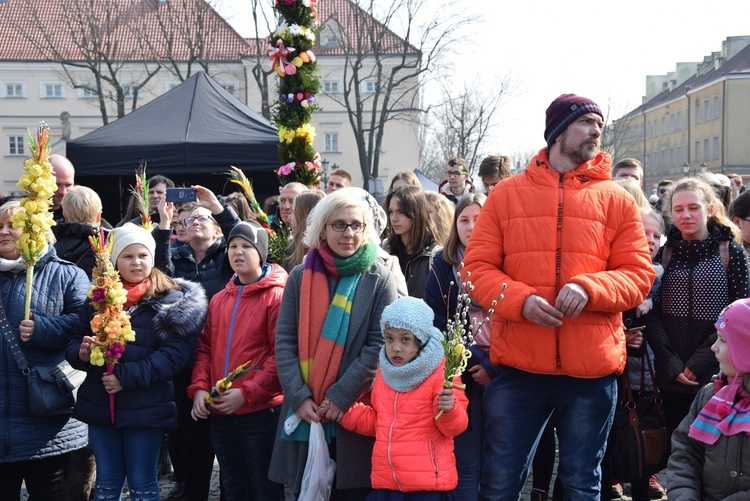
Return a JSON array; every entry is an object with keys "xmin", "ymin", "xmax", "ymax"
[
  {"xmin": 66, "ymin": 278, "xmax": 207, "ymax": 430},
  {"xmin": 0, "ymin": 247, "xmax": 90, "ymax": 462},
  {"xmin": 651, "ymin": 224, "xmax": 750, "ymax": 393},
  {"xmin": 53, "ymin": 222, "xmax": 101, "ymax": 278}
]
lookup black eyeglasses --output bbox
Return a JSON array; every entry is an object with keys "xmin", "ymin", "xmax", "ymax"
[
  {"xmin": 327, "ymin": 221, "xmax": 366, "ymax": 233},
  {"xmin": 446, "ymin": 170, "xmax": 468, "ymax": 178}
]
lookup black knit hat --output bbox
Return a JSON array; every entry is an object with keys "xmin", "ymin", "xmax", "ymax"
[
  {"xmin": 227, "ymin": 220, "xmax": 268, "ymax": 266},
  {"xmin": 544, "ymin": 93, "xmax": 603, "ymax": 145}
]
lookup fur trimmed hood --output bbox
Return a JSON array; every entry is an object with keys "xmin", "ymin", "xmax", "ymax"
[{"xmin": 150, "ymin": 277, "xmax": 208, "ymax": 341}]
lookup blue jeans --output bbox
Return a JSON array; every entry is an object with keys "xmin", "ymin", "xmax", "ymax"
[
  {"xmin": 454, "ymin": 378, "xmax": 483, "ymax": 501},
  {"xmin": 210, "ymin": 409, "xmax": 284, "ymax": 501},
  {"xmin": 88, "ymin": 425, "xmax": 164, "ymax": 501},
  {"xmin": 480, "ymin": 365, "xmax": 616, "ymax": 501}
]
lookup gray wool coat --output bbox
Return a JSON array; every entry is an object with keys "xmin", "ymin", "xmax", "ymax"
[{"xmin": 269, "ymin": 260, "xmax": 398, "ymax": 493}]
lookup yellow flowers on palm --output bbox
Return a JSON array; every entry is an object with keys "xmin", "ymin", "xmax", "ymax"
[
  {"xmin": 15, "ymin": 122, "xmax": 55, "ymax": 320},
  {"xmin": 278, "ymin": 124, "xmax": 316, "ymax": 146}
]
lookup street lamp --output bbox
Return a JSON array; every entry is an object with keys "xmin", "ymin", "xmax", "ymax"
[
  {"xmin": 321, "ymin": 158, "xmax": 330, "ymax": 185},
  {"xmin": 682, "ymin": 162, "xmax": 691, "ymax": 177},
  {"xmin": 700, "ymin": 162, "xmax": 708, "ymax": 174}
]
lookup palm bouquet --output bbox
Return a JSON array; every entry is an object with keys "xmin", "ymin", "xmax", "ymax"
[
  {"xmin": 204, "ymin": 361, "xmax": 254, "ymax": 408},
  {"xmin": 87, "ymin": 227, "xmax": 135, "ymax": 423},
  {"xmin": 12, "ymin": 122, "xmax": 57, "ymax": 319},
  {"xmin": 436, "ymin": 271, "xmax": 506, "ymax": 419}
]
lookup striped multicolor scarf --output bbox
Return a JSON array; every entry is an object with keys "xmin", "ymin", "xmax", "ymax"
[
  {"xmin": 284, "ymin": 240, "xmax": 377, "ymax": 442},
  {"xmin": 689, "ymin": 374, "xmax": 750, "ymax": 445}
]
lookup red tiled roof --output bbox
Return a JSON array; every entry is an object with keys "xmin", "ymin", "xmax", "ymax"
[
  {"xmin": 314, "ymin": 0, "xmax": 419, "ymax": 56},
  {"xmin": 0, "ymin": 0, "xmax": 249, "ymax": 62}
]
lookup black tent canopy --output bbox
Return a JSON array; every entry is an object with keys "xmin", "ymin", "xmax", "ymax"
[{"xmin": 67, "ymin": 72, "xmax": 279, "ymax": 175}]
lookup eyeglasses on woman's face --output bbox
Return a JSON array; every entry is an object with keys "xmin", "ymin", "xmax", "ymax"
[{"xmin": 326, "ymin": 221, "xmax": 366, "ymax": 233}]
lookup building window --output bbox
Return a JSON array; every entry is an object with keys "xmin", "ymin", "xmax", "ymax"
[
  {"xmin": 363, "ymin": 80, "xmax": 377, "ymax": 94},
  {"xmin": 220, "ymin": 84, "xmax": 236, "ymax": 96},
  {"xmin": 695, "ymin": 141, "xmax": 700, "ymax": 161},
  {"xmin": 703, "ymin": 99, "xmax": 709, "ymax": 123},
  {"xmin": 712, "ymin": 136, "xmax": 719, "ymax": 160},
  {"xmin": 676, "ymin": 144, "xmax": 682, "ymax": 165},
  {"xmin": 669, "ymin": 114, "xmax": 675, "ymax": 133},
  {"xmin": 676, "ymin": 111, "xmax": 682, "ymax": 130},
  {"xmin": 713, "ymin": 96, "xmax": 720, "ymax": 120},
  {"xmin": 3, "ymin": 83, "xmax": 25, "ymax": 98},
  {"xmin": 645, "ymin": 153, "xmax": 650, "ymax": 170},
  {"xmin": 669, "ymin": 148, "xmax": 674, "ymax": 167},
  {"xmin": 8, "ymin": 136, "xmax": 25, "ymax": 155},
  {"xmin": 324, "ymin": 133, "xmax": 339, "ymax": 152},
  {"xmin": 79, "ymin": 86, "xmax": 98, "ymax": 99},
  {"xmin": 323, "ymin": 80, "xmax": 339, "ymax": 93},
  {"xmin": 695, "ymin": 102, "xmax": 700, "ymax": 124},
  {"xmin": 661, "ymin": 149, "xmax": 666, "ymax": 168},
  {"xmin": 660, "ymin": 117, "xmax": 665, "ymax": 135},
  {"xmin": 703, "ymin": 139, "xmax": 709, "ymax": 162},
  {"xmin": 42, "ymin": 83, "xmax": 64, "ymax": 98}
]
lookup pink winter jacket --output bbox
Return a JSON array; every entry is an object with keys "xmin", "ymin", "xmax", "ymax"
[{"xmin": 339, "ymin": 360, "xmax": 468, "ymax": 492}]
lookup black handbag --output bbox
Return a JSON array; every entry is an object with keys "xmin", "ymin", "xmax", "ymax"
[
  {"xmin": 0, "ymin": 302, "xmax": 75, "ymax": 417},
  {"xmin": 610, "ymin": 353, "xmax": 670, "ymax": 482}
]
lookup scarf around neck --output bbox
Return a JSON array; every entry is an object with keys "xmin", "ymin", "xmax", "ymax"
[
  {"xmin": 284, "ymin": 240, "xmax": 377, "ymax": 442},
  {"xmin": 379, "ymin": 335, "xmax": 445, "ymax": 393},
  {"xmin": 123, "ymin": 279, "xmax": 151, "ymax": 309},
  {"xmin": 689, "ymin": 374, "xmax": 750, "ymax": 444}
]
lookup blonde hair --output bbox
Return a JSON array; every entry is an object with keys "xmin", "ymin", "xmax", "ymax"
[
  {"xmin": 665, "ymin": 177, "xmax": 742, "ymax": 242},
  {"xmin": 424, "ymin": 191, "xmax": 455, "ymax": 246},
  {"xmin": 0, "ymin": 200, "xmax": 55, "ymax": 244},
  {"xmin": 303, "ymin": 189, "xmax": 378, "ymax": 249},
  {"xmin": 61, "ymin": 186, "xmax": 102, "ymax": 224},
  {"xmin": 615, "ymin": 178, "xmax": 650, "ymax": 209},
  {"xmin": 639, "ymin": 207, "xmax": 665, "ymax": 234}
]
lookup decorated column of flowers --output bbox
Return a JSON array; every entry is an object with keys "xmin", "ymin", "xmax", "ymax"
[
  {"xmin": 12, "ymin": 123, "xmax": 57, "ymax": 320},
  {"xmin": 269, "ymin": 0, "xmax": 322, "ymax": 187},
  {"xmin": 87, "ymin": 228, "xmax": 135, "ymax": 424}
]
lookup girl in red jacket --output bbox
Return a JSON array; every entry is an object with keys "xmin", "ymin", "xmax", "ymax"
[
  {"xmin": 337, "ymin": 296, "xmax": 469, "ymax": 500},
  {"xmin": 188, "ymin": 221, "xmax": 287, "ymax": 500}
]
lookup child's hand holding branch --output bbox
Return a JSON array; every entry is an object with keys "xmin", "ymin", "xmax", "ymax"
[{"xmin": 437, "ymin": 388, "xmax": 454, "ymax": 413}]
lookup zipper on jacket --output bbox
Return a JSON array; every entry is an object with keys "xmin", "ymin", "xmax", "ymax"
[
  {"xmin": 555, "ymin": 172, "xmax": 564, "ymax": 371},
  {"xmin": 387, "ymin": 393, "xmax": 402, "ymax": 491},
  {"xmin": 223, "ymin": 285, "xmax": 244, "ymax": 376},
  {"xmin": 429, "ymin": 437, "xmax": 439, "ymax": 489}
]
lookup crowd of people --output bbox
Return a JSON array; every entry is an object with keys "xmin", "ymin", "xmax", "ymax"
[{"xmin": 1, "ymin": 92, "xmax": 749, "ymax": 501}]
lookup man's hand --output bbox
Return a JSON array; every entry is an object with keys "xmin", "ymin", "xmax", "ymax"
[
  {"xmin": 554, "ymin": 283, "xmax": 589, "ymax": 319},
  {"xmin": 522, "ymin": 295, "xmax": 564, "ymax": 328}
]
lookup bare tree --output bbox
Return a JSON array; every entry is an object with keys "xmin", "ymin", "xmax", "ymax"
[
  {"xmin": 244, "ymin": 0, "xmax": 276, "ymax": 119},
  {"xmin": 13, "ymin": 0, "xmax": 162, "ymax": 124},
  {"xmin": 324, "ymin": 0, "xmax": 474, "ymax": 188},
  {"xmin": 420, "ymin": 77, "xmax": 514, "ymax": 180}
]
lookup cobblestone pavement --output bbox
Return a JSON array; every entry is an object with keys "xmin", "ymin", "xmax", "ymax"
[{"xmin": 23, "ymin": 460, "xmax": 667, "ymax": 500}]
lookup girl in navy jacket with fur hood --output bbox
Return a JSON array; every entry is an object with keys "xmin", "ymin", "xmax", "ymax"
[{"xmin": 67, "ymin": 224, "xmax": 206, "ymax": 501}]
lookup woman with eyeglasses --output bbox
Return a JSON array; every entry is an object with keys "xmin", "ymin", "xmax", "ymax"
[
  {"xmin": 153, "ymin": 184, "xmax": 241, "ymax": 501},
  {"xmin": 269, "ymin": 189, "xmax": 398, "ymax": 500},
  {"xmin": 384, "ymin": 185, "xmax": 440, "ymax": 298}
]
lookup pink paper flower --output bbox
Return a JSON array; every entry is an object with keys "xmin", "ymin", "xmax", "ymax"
[{"xmin": 279, "ymin": 163, "xmax": 295, "ymax": 176}]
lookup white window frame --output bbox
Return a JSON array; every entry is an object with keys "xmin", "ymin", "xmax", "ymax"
[
  {"xmin": 324, "ymin": 132, "xmax": 339, "ymax": 152},
  {"xmin": 362, "ymin": 80, "xmax": 377, "ymax": 94},
  {"xmin": 78, "ymin": 86, "xmax": 99, "ymax": 99},
  {"xmin": 2, "ymin": 82, "xmax": 26, "ymax": 98},
  {"xmin": 323, "ymin": 80, "xmax": 340, "ymax": 94},
  {"xmin": 8, "ymin": 136, "xmax": 25, "ymax": 156},
  {"xmin": 40, "ymin": 82, "xmax": 65, "ymax": 99}
]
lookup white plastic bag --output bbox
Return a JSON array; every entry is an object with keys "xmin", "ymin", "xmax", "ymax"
[{"xmin": 298, "ymin": 421, "xmax": 336, "ymax": 501}]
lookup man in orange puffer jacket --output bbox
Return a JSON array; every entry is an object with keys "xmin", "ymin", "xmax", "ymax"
[{"xmin": 463, "ymin": 94, "xmax": 655, "ymax": 501}]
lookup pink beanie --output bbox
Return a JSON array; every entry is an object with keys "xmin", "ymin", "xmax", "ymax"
[{"xmin": 715, "ymin": 298, "xmax": 750, "ymax": 373}]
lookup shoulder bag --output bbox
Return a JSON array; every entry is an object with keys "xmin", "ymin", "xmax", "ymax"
[
  {"xmin": 0, "ymin": 301, "xmax": 75, "ymax": 416},
  {"xmin": 610, "ymin": 352, "xmax": 670, "ymax": 482}
]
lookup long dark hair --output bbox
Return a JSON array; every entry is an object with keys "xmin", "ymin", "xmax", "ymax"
[
  {"xmin": 143, "ymin": 267, "xmax": 182, "ymax": 301},
  {"xmin": 442, "ymin": 194, "xmax": 486, "ymax": 267},
  {"xmin": 384, "ymin": 185, "xmax": 437, "ymax": 263}
]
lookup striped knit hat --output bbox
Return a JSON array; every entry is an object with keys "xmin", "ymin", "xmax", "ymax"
[{"xmin": 544, "ymin": 94, "xmax": 603, "ymax": 145}]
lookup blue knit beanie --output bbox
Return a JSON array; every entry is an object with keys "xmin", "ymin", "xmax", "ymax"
[{"xmin": 380, "ymin": 296, "xmax": 442, "ymax": 347}]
